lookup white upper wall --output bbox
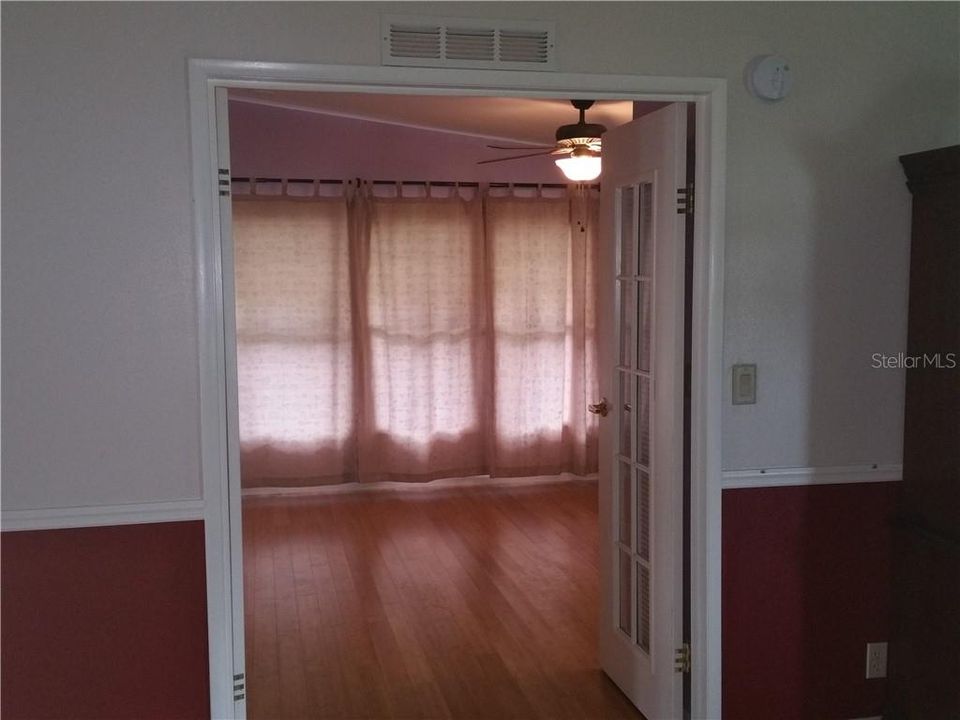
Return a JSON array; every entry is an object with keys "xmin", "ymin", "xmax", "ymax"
[{"xmin": 2, "ymin": 2, "xmax": 957, "ymax": 509}]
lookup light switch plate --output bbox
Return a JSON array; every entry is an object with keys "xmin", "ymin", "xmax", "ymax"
[{"xmin": 732, "ymin": 364, "xmax": 757, "ymax": 405}]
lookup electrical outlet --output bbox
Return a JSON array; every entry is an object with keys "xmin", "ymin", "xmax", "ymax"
[{"xmin": 865, "ymin": 642, "xmax": 888, "ymax": 679}]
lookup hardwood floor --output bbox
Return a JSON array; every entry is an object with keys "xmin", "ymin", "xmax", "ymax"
[{"xmin": 242, "ymin": 477, "xmax": 643, "ymax": 720}]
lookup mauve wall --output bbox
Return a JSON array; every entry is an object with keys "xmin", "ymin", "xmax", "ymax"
[
  {"xmin": 0, "ymin": 522, "xmax": 210, "ymax": 719},
  {"xmin": 229, "ymin": 98, "xmax": 562, "ymax": 184}
]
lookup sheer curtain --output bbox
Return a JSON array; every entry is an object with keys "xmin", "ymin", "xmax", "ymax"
[
  {"xmin": 233, "ymin": 184, "xmax": 598, "ymax": 487},
  {"xmin": 233, "ymin": 199, "xmax": 357, "ymax": 485},
  {"xmin": 486, "ymin": 193, "xmax": 598, "ymax": 477}
]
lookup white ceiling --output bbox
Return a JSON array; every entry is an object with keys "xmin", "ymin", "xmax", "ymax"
[{"xmin": 228, "ymin": 89, "xmax": 653, "ymax": 146}]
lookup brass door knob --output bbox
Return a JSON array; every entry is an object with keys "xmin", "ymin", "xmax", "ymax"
[{"xmin": 588, "ymin": 398, "xmax": 609, "ymax": 417}]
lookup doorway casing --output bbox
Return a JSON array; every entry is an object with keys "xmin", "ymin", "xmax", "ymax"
[{"xmin": 188, "ymin": 59, "xmax": 726, "ymax": 720}]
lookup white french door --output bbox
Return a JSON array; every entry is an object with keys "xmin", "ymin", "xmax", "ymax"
[{"xmin": 596, "ymin": 103, "xmax": 687, "ymax": 719}]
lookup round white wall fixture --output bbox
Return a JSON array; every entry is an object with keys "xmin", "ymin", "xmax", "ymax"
[{"xmin": 745, "ymin": 55, "xmax": 793, "ymax": 101}]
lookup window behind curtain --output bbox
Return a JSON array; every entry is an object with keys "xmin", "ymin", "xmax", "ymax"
[
  {"xmin": 233, "ymin": 189, "xmax": 598, "ymax": 487},
  {"xmin": 233, "ymin": 199, "xmax": 357, "ymax": 484},
  {"xmin": 363, "ymin": 197, "xmax": 489, "ymax": 479},
  {"xmin": 486, "ymin": 195, "xmax": 598, "ymax": 475}
]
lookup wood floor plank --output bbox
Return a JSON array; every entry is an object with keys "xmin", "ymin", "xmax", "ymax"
[{"xmin": 243, "ymin": 478, "xmax": 643, "ymax": 720}]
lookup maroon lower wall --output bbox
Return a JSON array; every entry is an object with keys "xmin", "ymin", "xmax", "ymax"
[
  {"xmin": 723, "ymin": 482, "xmax": 897, "ymax": 720},
  {"xmin": 1, "ymin": 521, "xmax": 210, "ymax": 720},
  {"xmin": 2, "ymin": 486, "xmax": 895, "ymax": 719}
]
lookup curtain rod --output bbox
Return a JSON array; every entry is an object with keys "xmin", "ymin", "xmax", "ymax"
[{"xmin": 231, "ymin": 176, "xmax": 600, "ymax": 190}]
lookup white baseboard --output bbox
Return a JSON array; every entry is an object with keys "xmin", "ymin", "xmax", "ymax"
[
  {"xmin": 722, "ymin": 463, "xmax": 902, "ymax": 490},
  {"xmin": 1, "ymin": 499, "xmax": 205, "ymax": 532},
  {"xmin": 242, "ymin": 472, "xmax": 598, "ymax": 498}
]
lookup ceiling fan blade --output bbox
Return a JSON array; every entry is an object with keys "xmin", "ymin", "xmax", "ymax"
[
  {"xmin": 486, "ymin": 144, "xmax": 556, "ymax": 150},
  {"xmin": 477, "ymin": 150, "xmax": 557, "ymax": 165}
]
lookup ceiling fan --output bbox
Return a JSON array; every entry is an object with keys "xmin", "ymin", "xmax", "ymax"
[{"xmin": 478, "ymin": 99, "xmax": 607, "ymax": 181}]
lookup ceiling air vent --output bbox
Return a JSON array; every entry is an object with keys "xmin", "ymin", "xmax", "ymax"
[
  {"xmin": 388, "ymin": 23, "xmax": 442, "ymax": 60},
  {"xmin": 381, "ymin": 15, "xmax": 556, "ymax": 70}
]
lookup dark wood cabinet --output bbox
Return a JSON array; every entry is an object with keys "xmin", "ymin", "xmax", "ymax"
[{"xmin": 888, "ymin": 145, "xmax": 960, "ymax": 720}]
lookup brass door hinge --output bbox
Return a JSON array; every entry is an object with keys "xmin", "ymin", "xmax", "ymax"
[
  {"xmin": 219, "ymin": 168, "xmax": 231, "ymax": 197},
  {"xmin": 676, "ymin": 184, "xmax": 694, "ymax": 215},
  {"xmin": 233, "ymin": 672, "xmax": 246, "ymax": 702},
  {"xmin": 675, "ymin": 643, "xmax": 691, "ymax": 673}
]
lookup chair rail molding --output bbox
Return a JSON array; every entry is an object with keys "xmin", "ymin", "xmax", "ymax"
[
  {"xmin": 1, "ymin": 499, "xmax": 205, "ymax": 532},
  {"xmin": 722, "ymin": 463, "xmax": 902, "ymax": 490}
]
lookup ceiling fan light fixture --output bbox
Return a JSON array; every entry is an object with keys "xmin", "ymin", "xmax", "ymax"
[
  {"xmin": 555, "ymin": 147, "xmax": 602, "ymax": 181},
  {"xmin": 476, "ymin": 98, "xmax": 606, "ymax": 176}
]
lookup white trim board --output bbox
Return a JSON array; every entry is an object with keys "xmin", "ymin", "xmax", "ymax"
[
  {"xmin": 722, "ymin": 463, "xmax": 902, "ymax": 490},
  {"xmin": 242, "ymin": 473, "xmax": 599, "ymax": 498},
  {"xmin": 1, "ymin": 499, "xmax": 205, "ymax": 532},
  {"xmin": 188, "ymin": 58, "xmax": 727, "ymax": 720}
]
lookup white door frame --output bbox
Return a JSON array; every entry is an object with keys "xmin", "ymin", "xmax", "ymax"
[{"xmin": 187, "ymin": 58, "xmax": 726, "ymax": 720}]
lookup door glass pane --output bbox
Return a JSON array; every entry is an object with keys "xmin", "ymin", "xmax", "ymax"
[
  {"xmin": 637, "ymin": 468, "xmax": 651, "ymax": 562},
  {"xmin": 619, "ymin": 186, "xmax": 635, "ymax": 275},
  {"xmin": 619, "ymin": 281, "xmax": 634, "ymax": 367},
  {"xmin": 613, "ymin": 181, "xmax": 656, "ymax": 654},
  {"xmin": 619, "ymin": 462, "xmax": 632, "ymax": 545},
  {"xmin": 619, "ymin": 373, "xmax": 633, "ymax": 458},
  {"xmin": 636, "ymin": 280, "xmax": 651, "ymax": 372},
  {"xmin": 619, "ymin": 550, "xmax": 633, "ymax": 636},
  {"xmin": 636, "ymin": 376, "xmax": 651, "ymax": 468},
  {"xmin": 637, "ymin": 563, "xmax": 651, "ymax": 653},
  {"xmin": 636, "ymin": 182, "xmax": 654, "ymax": 276}
]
